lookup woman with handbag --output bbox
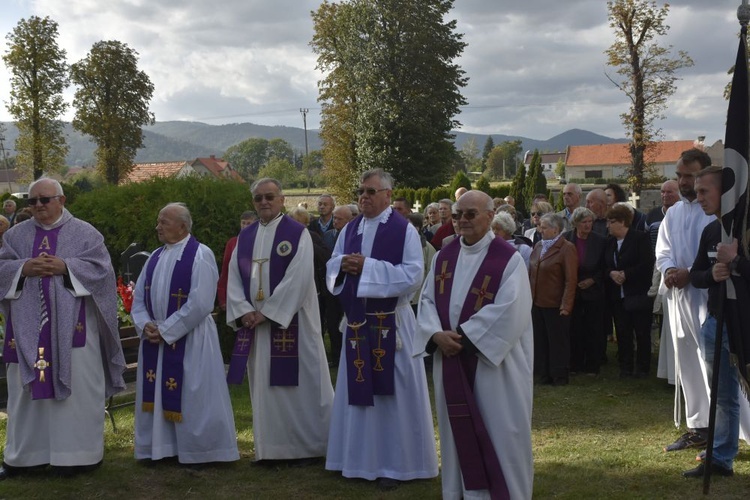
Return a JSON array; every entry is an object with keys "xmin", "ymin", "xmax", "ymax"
[{"xmin": 604, "ymin": 203, "xmax": 655, "ymax": 379}]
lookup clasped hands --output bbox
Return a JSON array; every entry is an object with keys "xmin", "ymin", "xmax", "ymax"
[
  {"xmin": 609, "ymin": 270, "xmax": 626, "ymax": 286},
  {"xmin": 22, "ymin": 253, "xmax": 67, "ymax": 278},
  {"xmin": 432, "ymin": 330, "xmax": 463, "ymax": 357},
  {"xmin": 240, "ymin": 311, "xmax": 267, "ymax": 329},
  {"xmin": 341, "ymin": 253, "xmax": 365, "ymax": 276},
  {"xmin": 143, "ymin": 322, "xmax": 164, "ymax": 345}
]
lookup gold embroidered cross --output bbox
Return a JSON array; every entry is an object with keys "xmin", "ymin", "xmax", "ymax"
[
  {"xmin": 9, "ymin": 338, "xmax": 16, "ymax": 350},
  {"xmin": 166, "ymin": 377, "xmax": 178, "ymax": 391},
  {"xmin": 146, "ymin": 369, "xmax": 156, "ymax": 382},
  {"xmin": 34, "ymin": 347, "xmax": 51, "ymax": 382},
  {"xmin": 236, "ymin": 335, "xmax": 251, "ymax": 351},
  {"xmin": 76, "ymin": 322, "xmax": 84, "ymax": 333},
  {"xmin": 171, "ymin": 288, "xmax": 188, "ymax": 309},
  {"xmin": 470, "ymin": 276, "xmax": 495, "ymax": 311},
  {"xmin": 253, "ymin": 258, "xmax": 270, "ymax": 301},
  {"xmin": 436, "ymin": 260, "xmax": 452, "ymax": 294},
  {"xmin": 273, "ymin": 329, "xmax": 295, "ymax": 352}
]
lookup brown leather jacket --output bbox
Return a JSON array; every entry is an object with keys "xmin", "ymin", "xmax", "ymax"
[{"xmin": 529, "ymin": 236, "xmax": 578, "ymax": 314}]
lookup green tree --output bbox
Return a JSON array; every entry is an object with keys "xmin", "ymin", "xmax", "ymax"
[
  {"xmin": 3, "ymin": 16, "xmax": 69, "ymax": 181},
  {"xmin": 225, "ymin": 137, "xmax": 270, "ymax": 180},
  {"xmin": 605, "ymin": 0, "xmax": 693, "ymax": 195},
  {"xmin": 449, "ymin": 170, "xmax": 472, "ymax": 198},
  {"xmin": 481, "ymin": 135, "xmax": 494, "ymax": 167},
  {"xmin": 524, "ymin": 150, "xmax": 547, "ymax": 207},
  {"xmin": 509, "ymin": 159, "xmax": 527, "ymax": 217},
  {"xmin": 554, "ymin": 157, "xmax": 566, "ymax": 180},
  {"xmin": 474, "ymin": 175, "xmax": 491, "ymax": 194},
  {"xmin": 70, "ymin": 40, "xmax": 155, "ymax": 184},
  {"xmin": 311, "ymin": 0, "xmax": 468, "ymax": 192},
  {"xmin": 460, "ymin": 138, "xmax": 482, "ymax": 173},
  {"xmin": 258, "ymin": 157, "xmax": 300, "ymax": 188}
]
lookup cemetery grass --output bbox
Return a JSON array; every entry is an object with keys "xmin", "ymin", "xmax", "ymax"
[{"xmin": 1, "ymin": 342, "xmax": 749, "ymax": 499}]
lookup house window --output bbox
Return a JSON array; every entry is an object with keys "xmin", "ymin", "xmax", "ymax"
[{"xmin": 585, "ymin": 170, "xmax": 602, "ymax": 179}]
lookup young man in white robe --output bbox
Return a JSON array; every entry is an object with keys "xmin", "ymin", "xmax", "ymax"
[
  {"xmin": 325, "ymin": 169, "xmax": 437, "ymax": 490},
  {"xmin": 0, "ymin": 178, "xmax": 126, "ymax": 480},
  {"xmin": 132, "ymin": 203, "xmax": 239, "ymax": 465},
  {"xmin": 226, "ymin": 178, "xmax": 333, "ymax": 463},
  {"xmin": 417, "ymin": 190, "xmax": 534, "ymax": 500}
]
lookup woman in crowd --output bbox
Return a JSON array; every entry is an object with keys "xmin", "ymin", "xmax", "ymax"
[
  {"xmin": 604, "ymin": 203, "xmax": 655, "ymax": 379},
  {"xmin": 564, "ymin": 207, "xmax": 606, "ymax": 375},
  {"xmin": 524, "ymin": 201, "xmax": 554, "ymax": 245},
  {"xmin": 529, "ymin": 213, "xmax": 578, "ymax": 386},
  {"xmin": 424, "ymin": 203, "xmax": 441, "ymax": 235},
  {"xmin": 491, "ymin": 211, "xmax": 532, "ymax": 269}
]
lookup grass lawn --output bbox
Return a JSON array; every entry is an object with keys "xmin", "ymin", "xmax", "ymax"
[{"xmin": 1, "ymin": 342, "xmax": 748, "ymax": 499}]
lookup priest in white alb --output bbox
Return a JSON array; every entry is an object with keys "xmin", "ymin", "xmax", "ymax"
[
  {"xmin": 417, "ymin": 190, "xmax": 534, "ymax": 500},
  {"xmin": 226, "ymin": 178, "xmax": 333, "ymax": 463},
  {"xmin": 325, "ymin": 169, "xmax": 437, "ymax": 491},
  {"xmin": 132, "ymin": 203, "xmax": 239, "ymax": 465}
]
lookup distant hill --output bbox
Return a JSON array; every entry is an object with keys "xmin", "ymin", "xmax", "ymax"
[{"xmin": 0, "ymin": 121, "xmax": 627, "ymax": 167}]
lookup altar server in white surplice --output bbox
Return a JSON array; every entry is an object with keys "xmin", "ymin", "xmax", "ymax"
[
  {"xmin": 132, "ymin": 203, "xmax": 239, "ymax": 465},
  {"xmin": 226, "ymin": 178, "xmax": 333, "ymax": 462},
  {"xmin": 418, "ymin": 190, "xmax": 534, "ymax": 500},
  {"xmin": 325, "ymin": 169, "xmax": 437, "ymax": 490}
]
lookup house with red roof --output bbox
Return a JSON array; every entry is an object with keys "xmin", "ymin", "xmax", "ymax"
[{"xmin": 122, "ymin": 155, "xmax": 244, "ymax": 184}]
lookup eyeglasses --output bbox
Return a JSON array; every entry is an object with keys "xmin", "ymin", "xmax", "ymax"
[
  {"xmin": 253, "ymin": 193, "xmax": 278, "ymax": 203},
  {"xmin": 531, "ymin": 212, "xmax": 542, "ymax": 217},
  {"xmin": 27, "ymin": 195, "xmax": 62, "ymax": 206},
  {"xmin": 356, "ymin": 187, "xmax": 388, "ymax": 197},
  {"xmin": 451, "ymin": 210, "xmax": 480, "ymax": 221}
]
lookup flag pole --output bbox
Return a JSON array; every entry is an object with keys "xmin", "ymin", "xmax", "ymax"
[{"xmin": 703, "ymin": 3, "xmax": 750, "ymax": 493}]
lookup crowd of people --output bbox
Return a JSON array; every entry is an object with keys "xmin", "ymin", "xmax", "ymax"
[{"xmin": 0, "ymin": 148, "xmax": 748, "ymax": 496}]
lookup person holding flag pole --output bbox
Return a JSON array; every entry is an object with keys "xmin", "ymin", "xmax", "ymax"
[{"xmin": 684, "ymin": 1, "xmax": 750, "ymax": 488}]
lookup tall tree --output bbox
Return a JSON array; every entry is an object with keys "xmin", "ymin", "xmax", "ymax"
[
  {"xmin": 605, "ymin": 0, "xmax": 693, "ymax": 195},
  {"xmin": 509, "ymin": 157, "xmax": 527, "ymax": 217},
  {"xmin": 459, "ymin": 138, "xmax": 482, "ymax": 173},
  {"xmin": 481, "ymin": 135, "xmax": 494, "ymax": 166},
  {"xmin": 70, "ymin": 40, "xmax": 154, "ymax": 184},
  {"xmin": 3, "ymin": 16, "xmax": 69, "ymax": 181},
  {"xmin": 312, "ymin": 0, "xmax": 467, "ymax": 195},
  {"xmin": 524, "ymin": 150, "xmax": 547, "ymax": 208}
]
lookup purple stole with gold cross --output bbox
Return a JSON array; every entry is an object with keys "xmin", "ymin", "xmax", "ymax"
[
  {"xmin": 339, "ymin": 213, "xmax": 406, "ymax": 406},
  {"xmin": 434, "ymin": 236, "xmax": 514, "ymax": 499},
  {"xmin": 227, "ymin": 215, "xmax": 303, "ymax": 386},
  {"xmin": 140, "ymin": 235, "xmax": 200, "ymax": 423},
  {"xmin": 3, "ymin": 227, "xmax": 88, "ymax": 399}
]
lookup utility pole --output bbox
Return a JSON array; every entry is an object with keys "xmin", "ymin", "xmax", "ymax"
[
  {"xmin": 0, "ymin": 125, "xmax": 13, "ymax": 193},
  {"xmin": 300, "ymin": 108, "xmax": 310, "ymax": 193}
]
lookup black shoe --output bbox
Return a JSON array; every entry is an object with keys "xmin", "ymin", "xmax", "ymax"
[
  {"xmin": 664, "ymin": 431, "xmax": 707, "ymax": 452},
  {"xmin": 0, "ymin": 466, "xmax": 11, "ymax": 481},
  {"xmin": 682, "ymin": 462, "xmax": 733, "ymax": 478},
  {"xmin": 377, "ymin": 477, "xmax": 401, "ymax": 491},
  {"xmin": 288, "ymin": 457, "xmax": 320, "ymax": 468},
  {"xmin": 51, "ymin": 460, "xmax": 102, "ymax": 478},
  {"xmin": 0, "ymin": 462, "xmax": 47, "ymax": 480}
]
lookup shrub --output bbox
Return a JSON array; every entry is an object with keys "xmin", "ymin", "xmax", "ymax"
[
  {"xmin": 448, "ymin": 171, "xmax": 472, "ymax": 198},
  {"xmin": 430, "ymin": 186, "xmax": 452, "ymax": 203},
  {"xmin": 474, "ymin": 176, "xmax": 491, "ymax": 194}
]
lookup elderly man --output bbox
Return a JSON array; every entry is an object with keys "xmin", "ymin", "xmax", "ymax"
[
  {"xmin": 325, "ymin": 205, "xmax": 355, "ymax": 366},
  {"xmin": 557, "ymin": 182, "xmax": 582, "ymax": 230},
  {"xmin": 326, "ymin": 169, "xmax": 437, "ymax": 490},
  {"xmin": 432, "ymin": 198, "xmax": 456, "ymax": 250},
  {"xmin": 656, "ymin": 148, "xmax": 715, "ymax": 452},
  {"xmin": 132, "ymin": 203, "xmax": 238, "ymax": 465},
  {"xmin": 3, "ymin": 199, "xmax": 16, "ymax": 226},
  {"xmin": 646, "ymin": 180, "xmax": 679, "ymax": 249},
  {"xmin": 227, "ymin": 178, "xmax": 333, "ymax": 463},
  {"xmin": 586, "ymin": 188, "xmax": 609, "ymax": 237},
  {"xmin": 0, "ymin": 215, "xmax": 9, "ymax": 247},
  {"xmin": 418, "ymin": 190, "xmax": 533, "ymax": 499},
  {"xmin": 0, "ymin": 178, "xmax": 125, "ymax": 480}
]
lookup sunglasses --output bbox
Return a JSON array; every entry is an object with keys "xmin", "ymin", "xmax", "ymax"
[
  {"xmin": 27, "ymin": 195, "xmax": 62, "ymax": 206},
  {"xmin": 356, "ymin": 187, "xmax": 388, "ymax": 197},
  {"xmin": 451, "ymin": 210, "xmax": 480, "ymax": 220},
  {"xmin": 253, "ymin": 193, "xmax": 278, "ymax": 203},
  {"xmin": 531, "ymin": 212, "xmax": 542, "ymax": 216}
]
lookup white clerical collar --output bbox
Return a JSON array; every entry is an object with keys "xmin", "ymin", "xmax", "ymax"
[
  {"xmin": 165, "ymin": 234, "xmax": 191, "ymax": 250},
  {"xmin": 356, "ymin": 206, "xmax": 392, "ymax": 235},
  {"xmin": 460, "ymin": 231, "xmax": 493, "ymax": 253},
  {"xmin": 260, "ymin": 212, "xmax": 284, "ymax": 227},
  {"xmin": 36, "ymin": 210, "xmax": 67, "ymax": 230}
]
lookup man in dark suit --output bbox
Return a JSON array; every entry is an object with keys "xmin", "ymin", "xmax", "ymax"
[{"xmin": 308, "ymin": 194, "xmax": 336, "ymax": 250}]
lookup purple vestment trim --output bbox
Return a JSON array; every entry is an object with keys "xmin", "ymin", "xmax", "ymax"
[
  {"xmin": 72, "ymin": 301, "xmax": 86, "ymax": 348},
  {"xmin": 434, "ymin": 236, "xmax": 513, "ymax": 499},
  {"xmin": 339, "ymin": 213, "xmax": 406, "ymax": 406},
  {"xmin": 230, "ymin": 215, "xmax": 303, "ymax": 386},
  {"xmin": 141, "ymin": 235, "xmax": 199, "ymax": 422},
  {"xmin": 2, "ymin": 309, "xmax": 17, "ymax": 363}
]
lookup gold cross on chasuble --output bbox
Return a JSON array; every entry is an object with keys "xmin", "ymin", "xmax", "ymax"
[
  {"xmin": 166, "ymin": 377, "xmax": 178, "ymax": 391},
  {"xmin": 470, "ymin": 275, "xmax": 495, "ymax": 311},
  {"xmin": 76, "ymin": 322, "xmax": 84, "ymax": 332},
  {"xmin": 435, "ymin": 260, "xmax": 453, "ymax": 294},
  {"xmin": 171, "ymin": 288, "xmax": 188, "ymax": 309},
  {"xmin": 273, "ymin": 329, "xmax": 295, "ymax": 352},
  {"xmin": 146, "ymin": 369, "xmax": 156, "ymax": 382}
]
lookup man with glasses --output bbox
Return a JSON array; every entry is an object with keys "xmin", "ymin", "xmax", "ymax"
[
  {"xmin": 0, "ymin": 178, "xmax": 126, "ymax": 480},
  {"xmin": 325, "ymin": 169, "xmax": 438, "ymax": 490},
  {"xmin": 226, "ymin": 178, "xmax": 333, "ymax": 465},
  {"xmin": 417, "ymin": 190, "xmax": 533, "ymax": 499}
]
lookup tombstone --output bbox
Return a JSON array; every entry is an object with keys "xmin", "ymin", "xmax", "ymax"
[
  {"xmin": 120, "ymin": 243, "xmax": 143, "ymax": 282},
  {"xmin": 126, "ymin": 251, "xmax": 151, "ymax": 285}
]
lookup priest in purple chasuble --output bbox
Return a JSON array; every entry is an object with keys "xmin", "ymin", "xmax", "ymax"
[
  {"xmin": 417, "ymin": 190, "xmax": 534, "ymax": 500},
  {"xmin": 325, "ymin": 169, "xmax": 437, "ymax": 487},
  {"xmin": 0, "ymin": 178, "xmax": 125, "ymax": 479},
  {"xmin": 132, "ymin": 203, "xmax": 239, "ymax": 465},
  {"xmin": 226, "ymin": 178, "xmax": 333, "ymax": 461}
]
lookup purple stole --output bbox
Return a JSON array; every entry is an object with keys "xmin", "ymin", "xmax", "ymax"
[
  {"xmin": 434, "ymin": 237, "xmax": 514, "ymax": 499},
  {"xmin": 227, "ymin": 216, "xmax": 303, "ymax": 386},
  {"xmin": 140, "ymin": 235, "xmax": 200, "ymax": 423},
  {"xmin": 3, "ymin": 228, "xmax": 88, "ymax": 397},
  {"xmin": 339, "ymin": 213, "xmax": 407, "ymax": 406}
]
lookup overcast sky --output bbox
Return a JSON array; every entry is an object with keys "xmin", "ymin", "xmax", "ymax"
[{"xmin": 0, "ymin": 0, "xmax": 746, "ymax": 144}]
